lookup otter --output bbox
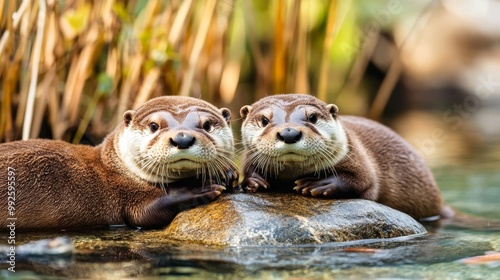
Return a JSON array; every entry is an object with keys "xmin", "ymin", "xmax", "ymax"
[
  {"xmin": 0, "ymin": 96, "xmax": 238, "ymax": 229},
  {"xmin": 240, "ymin": 94, "xmax": 449, "ymax": 220}
]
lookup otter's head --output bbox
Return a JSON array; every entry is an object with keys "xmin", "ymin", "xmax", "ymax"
[
  {"xmin": 240, "ymin": 94, "xmax": 348, "ymax": 179},
  {"xmin": 117, "ymin": 96, "xmax": 236, "ymax": 185}
]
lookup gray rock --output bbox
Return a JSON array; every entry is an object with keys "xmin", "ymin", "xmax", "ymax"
[{"xmin": 164, "ymin": 193, "xmax": 426, "ymax": 246}]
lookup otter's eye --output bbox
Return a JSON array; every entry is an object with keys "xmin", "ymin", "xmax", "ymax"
[
  {"xmin": 149, "ymin": 122, "xmax": 159, "ymax": 133},
  {"xmin": 202, "ymin": 121, "xmax": 213, "ymax": 132},
  {"xmin": 261, "ymin": 116, "xmax": 269, "ymax": 127},
  {"xmin": 308, "ymin": 114, "xmax": 318, "ymax": 124}
]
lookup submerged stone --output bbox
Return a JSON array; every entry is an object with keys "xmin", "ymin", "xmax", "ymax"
[{"xmin": 164, "ymin": 193, "xmax": 426, "ymax": 246}]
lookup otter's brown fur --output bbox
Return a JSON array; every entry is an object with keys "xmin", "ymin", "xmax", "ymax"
[
  {"xmin": 0, "ymin": 96, "xmax": 237, "ymax": 229},
  {"xmin": 240, "ymin": 94, "xmax": 448, "ymax": 220}
]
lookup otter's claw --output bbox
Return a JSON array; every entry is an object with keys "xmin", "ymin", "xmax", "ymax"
[
  {"xmin": 243, "ymin": 174, "xmax": 269, "ymax": 193},
  {"xmin": 294, "ymin": 177, "xmax": 338, "ymax": 197}
]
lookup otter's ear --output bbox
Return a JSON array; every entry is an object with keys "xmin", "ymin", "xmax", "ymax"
[
  {"xmin": 219, "ymin": 108, "xmax": 231, "ymax": 124},
  {"xmin": 240, "ymin": 105, "xmax": 253, "ymax": 120},
  {"xmin": 326, "ymin": 104, "xmax": 339, "ymax": 119},
  {"xmin": 123, "ymin": 110, "xmax": 135, "ymax": 127}
]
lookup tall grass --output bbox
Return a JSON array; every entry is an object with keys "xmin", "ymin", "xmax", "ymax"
[{"xmin": 0, "ymin": 0, "xmax": 358, "ymax": 143}]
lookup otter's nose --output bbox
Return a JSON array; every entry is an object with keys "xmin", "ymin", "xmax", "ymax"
[
  {"xmin": 277, "ymin": 128, "xmax": 302, "ymax": 144},
  {"xmin": 170, "ymin": 132, "xmax": 196, "ymax": 149}
]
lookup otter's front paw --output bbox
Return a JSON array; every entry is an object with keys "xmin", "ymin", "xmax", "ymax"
[
  {"xmin": 294, "ymin": 177, "xmax": 338, "ymax": 197},
  {"xmin": 177, "ymin": 184, "xmax": 225, "ymax": 210},
  {"xmin": 127, "ymin": 184, "xmax": 226, "ymax": 229},
  {"xmin": 242, "ymin": 173, "xmax": 269, "ymax": 193}
]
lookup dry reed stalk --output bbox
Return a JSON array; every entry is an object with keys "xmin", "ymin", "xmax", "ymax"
[
  {"xmin": 7, "ymin": 61, "xmax": 21, "ymax": 139},
  {"xmin": 12, "ymin": 0, "xmax": 29, "ymax": 27},
  {"xmin": 0, "ymin": 0, "xmax": 4, "ymax": 24},
  {"xmin": 215, "ymin": 1, "xmax": 236, "ymax": 101},
  {"xmin": 46, "ymin": 68, "xmax": 62, "ymax": 139},
  {"xmin": 168, "ymin": 0, "xmax": 192, "ymax": 46},
  {"xmin": 206, "ymin": 7, "xmax": 232, "ymax": 102},
  {"xmin": 294, "ymin": 1, "xmax": 309, "ymax": 94},
  {"xmin": 133, "ymin": 67, "xmax": 160, "ymax": 109},
  {"xmin": 0, "ymin": 94, "xmax": 10, "ymax": 141},
  {"xmin": 22, "ymin": 0, "xmax": 46, "ymax": 140},
  {"xmin": 368, "ymin": 2, "xmax": 436, "ymax": 120},
  {"xmin": 220, "ymin": 60, "xmax": 240, "ymax": 104},
  {"xmin": 179, "ymin": 0, "xmax": 217, "ymax": 97},
  {"xmin": 100, "ymin": 0, "xmax": 114, "ymax": 33},
  {"xmin": 72, "ymin": 87, "xmax": 103, "ymax": 144},
  {"xmin": 157, "ymin": 5, "xmax": 173, "ymax": 39},
  {"xmin": 60, "ymin": 1, "xmax": 116, "ymax": 127},
  {"xmin": 1, "ymin": 1, "xmax": 253, "ymax": 141},
  {"xmin": 132, "ymin": 2, "xmax": 172, "ymax": 108},
  {"xmin": 43, "ymin": 11, "xmax": 58, "ymax": 68},
  {"xmin": 0, "ymin": 0, "xmax": 29, "ymax": 55},
  {"xmin": 114, "ymin": 31, "xmax": 137, "ymax": 124},
  {"xmin": 119, "ymin": 0, "xmax": 162, "ymax": 118},
  {"xmin": 283, "ymin": 0, "xmax": 299, "ymax": 92},
  {"xmin": 30, "ymin": 69, "xmax": 55, "ymax": 137},
  {"xmin": 133, "ymin": 0, "xmax": 159, "ymax": 35},
  {"xmin": 14, "ymin": 1, "xmax": 38, "ymax": 139},
  {"xmin": 242, "ymin": 0, "xmax": 265, "ymax": 76},
  {"xmin": 1, "ymin": 0, "xmax": 15, "ymax": 140},
  {"xmin": 13, "ymin": 70, "xmax": 29, "ymax": 140},
  {"xmin": 272, "ymin": 0, "xmax": 285, "ymax": 94},
  {"xmin": 60, "ymin": 54, "xmax": 79, "ymax": 120},
  {"xmin": 0, "ymin": 63, "xmax": 17, "ymax": 141},
  {"xmin": 115, "ymin": 54, "xmax": 143, "ymax": 124},
  {"xmin": 317, "ymin": 0, "xmax": 339, "ymax": 101},
  {"xmin": 66, "ymin": 24, "xmax": 103, "ymax": 124},
  {"xmin": 368, "ymin": 55, "xmax": 402, "ymax": 120},
  {"xmin": 106, "ymin": 47, "xmax": 118, "ymax": 87},
  {"xmin": 219, "ymin": 2, "xmax": 243, "ymax": 104},
  {"xmin": 1, "ymin": 0, "xmax": 31, "ymax": 140},
  {"xmin": 285, "ymin": 1, "xmax": 299, "ymax": 46},
  {"xmin": 0, "ymin": 33, "xmax": 9, "ymax": 62},
  {"xmin": 241, "ymin": 0, "xmax": 269, "ymax": 99}
]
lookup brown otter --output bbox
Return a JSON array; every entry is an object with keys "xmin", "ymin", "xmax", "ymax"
[
  {"xmin": 240, "ymin": 93, "xmax": 450, "ymax": 220},
  {"xmin": 0, "ymin": 96, "xmax": 238, "ymax": 229}
]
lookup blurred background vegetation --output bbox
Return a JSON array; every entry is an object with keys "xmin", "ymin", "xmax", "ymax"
[{"xmin": 1, "ymin": 0, "xmax": 500, "ymax": 166}]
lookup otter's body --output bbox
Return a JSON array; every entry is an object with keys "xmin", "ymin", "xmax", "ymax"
[
  {"xmin": 240, "ymin": 94, "xmax": 446, "ymax": 220},
  {"xmin": 1, "ymin": 96, "xmax": 237, "ymax": 229}
]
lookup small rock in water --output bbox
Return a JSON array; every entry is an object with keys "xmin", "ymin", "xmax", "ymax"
[
  {"xmin": 163, "ymin": 193, "xmax": 426, "ymax": 246},
  {"xmin": 0, "ymin": 236, "xmax": 74, "ymax": 263}
]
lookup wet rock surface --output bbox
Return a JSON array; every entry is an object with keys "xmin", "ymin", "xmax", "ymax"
[{"xmin": 163, "ymin": 193, "xmax": 426, "ymax": 246}]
